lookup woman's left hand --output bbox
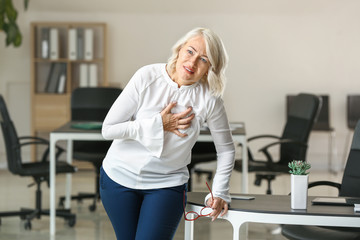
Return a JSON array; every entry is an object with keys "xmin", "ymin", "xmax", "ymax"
[{"xmin": 206, "ymin": 197, "xmax": 228, "ymax": 221}]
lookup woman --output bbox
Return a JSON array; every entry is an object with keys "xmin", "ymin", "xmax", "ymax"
[{"xmin": 100, "ymin": 27, "xmax": 235, "ymax": 240}]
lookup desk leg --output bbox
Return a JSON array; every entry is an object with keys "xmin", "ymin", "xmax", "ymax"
[
  {"xmin": 226, "ymin": 214, "xmax": 247, "ymax": 240},
  {"xmin": 65, "ymin": 140, "xmax": 73, "ymax": 209},
  {"xmin": 239, "ymin": 222, "xmax": 248, "ymax": 240},
  {"xmin": 231, "ymin": 221, "xmax": 248, "ymax": 240},
  {"xmin": 184, "ymin": 216, "xmax": 195, "ymax": 240},
  {"xmin": 49, "ymin": 134, "xmax": 57, "ymax": 236}
]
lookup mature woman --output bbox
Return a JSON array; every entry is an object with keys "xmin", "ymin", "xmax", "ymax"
[{"xmin": 100, "ymin": 27, "xmax": 235, "ymax": 240}]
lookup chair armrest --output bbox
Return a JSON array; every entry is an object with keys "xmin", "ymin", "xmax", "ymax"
[
  {"xmin": 258, "ymin": 139, "xmax": 307, "ymax": 163},
  {"xmin": 308, "ymin": 181, "xmax": 342, "ymax": 191},
  {"xmin": 287, "ymin": 181, "xmax": 341, "ymax": 196},
  {"xmin": 247, "ymin": 134, "xmax": 280, "ymax": 142},
  {"xmin": 19, "ymin": 136, "xmax": 49, "ymax": 144},
  {"xmin": 19, "ymin": 136, "xmax": 65, "ymax": 162},
  {"xmin": 242, "ymin": 135, "xmax": 280, "ymax": 162}
]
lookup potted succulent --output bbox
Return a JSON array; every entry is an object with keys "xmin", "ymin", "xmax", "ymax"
[{"xmin": 288, "ymin": 160, "xmax": 311, "ymax": 209}]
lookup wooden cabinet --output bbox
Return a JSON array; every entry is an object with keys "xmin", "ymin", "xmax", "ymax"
[{"xmin": 30, "ymin": 22, "xmax": 108, "ymax": 146}]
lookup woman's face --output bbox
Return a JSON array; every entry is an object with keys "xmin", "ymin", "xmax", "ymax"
[{"xmin": 173, "ymin": 35, "xmax": 211, "ymax": 87}]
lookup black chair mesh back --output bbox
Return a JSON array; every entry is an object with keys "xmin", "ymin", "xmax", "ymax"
[
  {"xmin": 280, "ymin": 94, "xmax": 321, "ymax": 164},
  {"xmin": 347, "ymin": 95, "xmax": 360, "ymax": 130},
  {"xmin": 287, "ymin": 95, "xmax": 329, "ymax": 131},
  {"xmin": 71, "ymin": 88, "xmax": 120, "ymax": 121},
  {"xmin": 71, "ymin": 88, "xmax": 121, "ymax": 154},
  {"xmin": 313, "ymin": 95, "xmax": 331, "ymax": 131},
  {"xmin": 0, "ymin": 95, "xmax": 23, "ymax": 175},
  {"xmin": 340, "ymin": 120, "xmax": 360, "ymax": 197},
  {"xmin": 191, "ymin": 141, "xmax": 217, "ymax": 160},
  {"xmin": 280, "ymin": 117, "xmax": 309, "ymax": 163}
]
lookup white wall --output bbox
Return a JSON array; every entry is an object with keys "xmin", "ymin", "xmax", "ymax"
[{"xmin": 1, "ymin": 0, "xmax": 359, "ymax": 170}]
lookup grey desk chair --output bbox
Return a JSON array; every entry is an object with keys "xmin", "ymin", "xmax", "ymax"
[
  {"xmin": 58, "ymin": 87, "xmax": 121, "ymax": 211},
  {"xmin": 342, "ymin": 95, "xmax": 360, "ymax": 169},
  {"xmin": 234, "ymin": 93, "xmax": 321, "ymax": 194},
  {"xmin": 281, "ymin": 120, "xmax": 360, "ymax": 240},
  {"xmin": 287, "ymin": 95, "xmax": 336, "ymax": 172},
  {"xmin": 0, "ymin": 95, "xmax": 76, "ymax": 230}
]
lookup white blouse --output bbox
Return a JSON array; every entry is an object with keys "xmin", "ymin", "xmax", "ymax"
[{"xmin": 102, "ymin": 63, "xmax": 235, "ymax": 203}]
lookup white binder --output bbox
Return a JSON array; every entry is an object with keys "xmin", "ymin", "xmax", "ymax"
[
  {"xmin": 49, "ymin": 28, "xmax": 59, "ymax": 60},
  {"xmin": 79, "ymin": 64, "xmax": 88, "ymax": 87},
  {"xmin": 77, "ymin": 28, "xmax": 84, "ymax": 59},
  {"xmin": 84, "ymin": 28, "xmax": 94, "ymax": 60},
  {"xmin": 57, "ymin": 73, "xmax": 66, "ymax": 93},
  {"xmin": 41, "ymin": 28, "xmax": 49, "ymax": 59},
  {"xmin": 89, "ymin": 64, "xmax": 98, "ymax": 87},
  {"xmin": 68, "ymin": 28, "xmax": 77, "ymax": 60}
]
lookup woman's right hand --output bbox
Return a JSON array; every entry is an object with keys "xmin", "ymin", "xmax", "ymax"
[{"xmin": 160, "ymin": 102, "xmax": 195, "ymax": 137}]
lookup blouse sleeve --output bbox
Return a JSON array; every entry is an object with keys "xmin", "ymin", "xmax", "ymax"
[
  {"xmin": 204, "ymin": 97, "xmax": 235, "ymax": 204},
  {"xmin": 101, "ymin": 70, "xmax": 164, "ymax": 158}
]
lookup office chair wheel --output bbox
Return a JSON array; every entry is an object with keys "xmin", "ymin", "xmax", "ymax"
[
  {"xmin": 24, "ymin": 220, "xmax": 32, "ymax": 230},
  {"xmin": 67, "ymin": 216, "xmax": 76, "ymax": 227},
  {"xmin": 89, "ymin": 204, "xmax": 96, "ymax": 212}
]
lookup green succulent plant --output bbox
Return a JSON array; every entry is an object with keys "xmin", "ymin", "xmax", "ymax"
[
  {"xmin": 288, "ymin": 160, "xmax": 311, "ymax": 175},
  {"xmin": 0, "ymin": 0, "xmax": 29, "ymax": 47}
]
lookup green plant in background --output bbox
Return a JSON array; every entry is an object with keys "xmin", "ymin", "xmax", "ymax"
[
  {"xmin": 288, "ymin": 160, "xmax": 311, "ymax": 175},
  {"xmin": 0, "ymin": 0, "xmax": 29, "ymax": 47}
]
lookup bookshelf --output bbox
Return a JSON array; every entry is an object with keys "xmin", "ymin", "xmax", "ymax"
[{"xmin": 30, "ymin": 22, "xmax": 108, "ymax": 159}]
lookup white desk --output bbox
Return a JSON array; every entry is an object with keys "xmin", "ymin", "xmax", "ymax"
[
  {"xmin": 49, "ymin": 121, "xmax": 247, "ymax": 237},
  {"xmin": 185, "ymin": 193, "xmax": 360, "ymax": 240}
]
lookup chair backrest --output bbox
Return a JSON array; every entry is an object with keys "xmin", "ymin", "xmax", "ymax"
[
  {"xmin": 339, "ymin": 120, "xmax": 360, "ymax": 197},
  {"xmin": 287, "ymin": 94, "xmax": 330, "ymax": 131},
  {"xmin": 347, "ymin": 95, "xmax": 360, "ymax": 130},
  {"xmin": 280, "ymin": 93, "xmax": 321, "ymax": 163},
  {"xmin": 0, "ymin": 95, "xmax": 23, "ymax": 175},
  {"xmin": 71, "ymin": 87, "xmax": 122, "ymax": 153},
  {"xmin": 71, "ymin": 87, "xmax": 122, "ymax": 121},
  {"xmin": 190, "ymin": 141, "xmax": 217, "ymax": 166}
]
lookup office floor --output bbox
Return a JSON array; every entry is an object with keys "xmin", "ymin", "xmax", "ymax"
[{"xmin": 0, "ymin": 167, "xmax": 342, "ymax": 240}]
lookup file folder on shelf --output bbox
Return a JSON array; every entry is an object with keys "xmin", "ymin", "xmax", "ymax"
[
  {"xmin": 57, "ymin": 67, "xmax": 66, "ymax": 94},
  {"xmin": 40, "ymin": 28, "xmax": 50, "ymax": 59},
  {"xmin": 84, "ymin": 28, "xmax": 94, "ymax": 60},
  {"xmin": 68, "ymin": 28, "xmax": 77, "ymax": 60},
  {"xmin": 49, "ymin": 28, "xmax": 59, "ymax": 60},
  {"xmin": 77, "ymin": 28, "xmax": 84, "ymax": 59},
  {"xmin": 89, "ymin": 64, "xmax": 98, "ymax": 87},
  {"xmin": 79, "ymin": 64, "xmax": 88, "ymax": 87}
]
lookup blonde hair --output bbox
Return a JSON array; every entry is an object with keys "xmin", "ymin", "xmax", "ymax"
[{"xmin": 166, "ymin": 27, "xmax": 228, "ymax": 97}]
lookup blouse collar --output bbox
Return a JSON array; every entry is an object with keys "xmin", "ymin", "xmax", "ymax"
[{"xmin": 162, "ymin": 64, "xmax": 200, "ymax": 90}]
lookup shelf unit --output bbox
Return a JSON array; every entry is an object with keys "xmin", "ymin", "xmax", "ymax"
[{"xmin": 30, "ymin": 22, "xmax": 108, "ymax": 158}]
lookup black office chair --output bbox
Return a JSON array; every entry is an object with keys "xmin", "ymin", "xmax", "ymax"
[
  {"xmin": 288, "ymin": 95, "xmax": 336, "ymax": 172},
  {"xmin": 281, "ymin": 120, "xmax": 360, "ymax": 240},
  {"xmin": 59, "ymin": 87, "xmax": 121, "ymax": 211},
  {"xmin": 234, "ymin": 93, "xmax": 321, "ymax": 194},
  {"xmin": 0, "ymin": 95, "xmax": 76, "ymax": 230},
  {"xmin": 342, "ymin": 94, "xmax": 360, "ymax": 168},
  {"xmin": 188, "ymin": 141, "xmax": 217, "ymax": 191}
]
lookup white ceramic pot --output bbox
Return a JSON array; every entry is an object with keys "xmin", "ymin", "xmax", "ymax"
[{"xmin": 291, "ymin": 174, "xmax": 309, "ymax": 209}]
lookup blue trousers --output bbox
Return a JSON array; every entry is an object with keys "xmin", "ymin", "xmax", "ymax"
[{"xmin": 100, "ymin": 167, "xmax": 186, "ymax": 240}]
